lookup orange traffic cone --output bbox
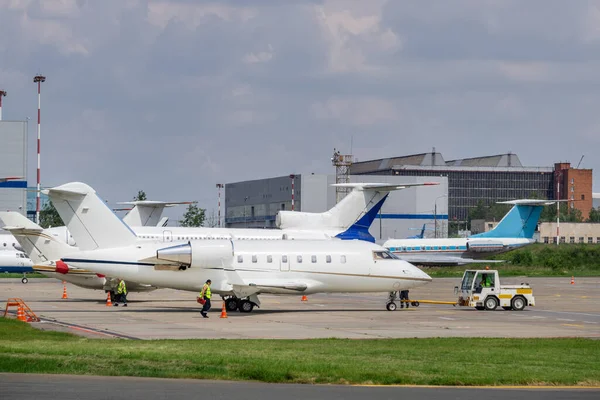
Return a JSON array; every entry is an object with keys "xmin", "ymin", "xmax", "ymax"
[
  {"xmin": 220, "ymin": 301, "xmax": 228, "ymax": 319},
  {"xmin": 571, "ymin": 276, "xmax": 575, "ymax": 285},
  {"xmin": 17, "ymin": 304, "xmax": 26, "ymax": 322},
  {"xmin": 61, "ymin": 282, "xmax": 68, "ymax": 299},
  {"xmin": 106, "ymin": 292, "xmax": 112, "ymax": 307},
  {"xmin": 301, "ymin": 295, "xmax": 308, "ymax": 302}
]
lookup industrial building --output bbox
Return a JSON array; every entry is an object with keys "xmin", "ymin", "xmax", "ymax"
[
  {"xmin": 225, "ymin": 174, "xmax": 449, "ymax": 240},
  {"xmin": 349, "ymin": 151, "xmax": 593, "ymax": 222},
  {"xmin": 0, "ymin": 120, "xmax": 28, "ymax": 217}
]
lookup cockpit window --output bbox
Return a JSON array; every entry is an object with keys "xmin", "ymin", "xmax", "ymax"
[{"xmin": 373, "ymin": 251, "xmax": 399, "ymax": 260}]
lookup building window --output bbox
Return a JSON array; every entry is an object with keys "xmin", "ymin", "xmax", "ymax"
[
  {"xmin": 281, "ymin": 203, "xmax": 285, "ymax": 210},
  {"xmin": 267, "ymin": 255, "xmax": 272, "ymax": 263},
  {"xmin": 311, "ymin": 255, "xmax": 317, "ymax": 263},
  {"xmin": 560, "ymin": 237, "xmax": 565, "ymax": 243},
  {"xmin": 252, "ymin": 255, "xmax": 257, "ymax": 263},
  {"xmin": 553, "ymin": 237, "xmax": 558, "ymax": 244},
  {"xmin": 581, "ymin": 194, "xmax": 585, "ymax": 200},
  {"xmin": 297, "ymin": 255, "xmax": 302, "ymax": 263},
  {"xmin": 571, "ymin": 186, "xmax": 575, "ymax": 192},
  {"xmin": 570, "ymin": 202, "xmax": 575, "ymax": 209},
  {"xmin": 326, "ymin": 255, "xmax": 331, "ymax": 263},
  {"xmin": 579, "ymin": 237, "xmax": 584, "ymax": 243},
  {"xmin": 543, "ymin": 237, "xmax": 549, "ymax": 243},
  {"xmin": 237, "ymin": 255, "xmax": 243, "ymax": 263},
  {"xmin": 340, "ymin": 255, "xmax": 346, "ymax": 264},
  {"xmin": 588, "ymin": 237, "xmax": 593, "ymax": 244},
  {"xmin": 570, "ymin": 178, "xmax": 574, "ymax": 184},
  {"xmin": 569, "ymin": 237, "xmax": 575, "ymax": 243}
]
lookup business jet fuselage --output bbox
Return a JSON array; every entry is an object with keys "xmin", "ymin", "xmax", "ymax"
[{"xmin": 58, "ymin": 239, "xmax": 432, "ymax": 311}]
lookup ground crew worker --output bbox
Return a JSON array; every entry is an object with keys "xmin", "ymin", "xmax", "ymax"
[
  {"xmin": 399, "ymin": 289, "xmax": 410, "ymax": 308},
  {"xmin": 481, "ymin": 274, "xmax": 492, "ymax": 288},
  {"xmin": 114, "ymin": 279, "xmax": 127, "ymax": 307},
  {"xmin": 199, "ymin": 279, "xmax": 212, "ymax": 318}
]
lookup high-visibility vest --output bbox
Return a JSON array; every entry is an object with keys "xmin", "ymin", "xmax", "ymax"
[
  {"xmin": 117, "ymin": 280, "xmax": 127, "ymax": 295},
  {"xmin": 201, "ymin": 284, "xmax": 211, "ymax": 299}
]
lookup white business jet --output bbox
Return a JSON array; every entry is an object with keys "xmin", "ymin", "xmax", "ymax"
[{"xmin": 44, "ymin": 182, "xmax": 432, "ymax": 312}]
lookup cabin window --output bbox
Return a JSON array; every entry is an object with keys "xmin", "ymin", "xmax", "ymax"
[
  {"xmin": 340, "ymin": 255, "xmax": 346, "ymax": 264},
  {"xmin": 297, "ymin": 255, "xmax": 303, "ymax": 263},
  {"xmin": 237, "ymin": 255, "xmax": 243, "ymax": 263},
  {"xmin": 326, "ymin": 255, "xmax": 331, "ymax": 263},
  {"xmin": 267, "ymin": 255, "xmax": 273, "ymax": 263},
  {"xmin": 311, "ymin": 255, "xmax": 317, "ymax": 263},
  {"xmin": 252, "ymin": 255, "xmax": 257, "ymax": 263},
  {"xmin": 282, "ymin": 255, "xmax": 288, "ymax": 263}
]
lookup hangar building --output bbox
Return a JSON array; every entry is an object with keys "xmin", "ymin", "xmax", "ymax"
[
  {"xmin": 225, "ymin": 174, "xmax": 448, "ymax": 241},
  {"xmin": 0, "ymin": 120, "xmax": 28, "ymax": 217}
]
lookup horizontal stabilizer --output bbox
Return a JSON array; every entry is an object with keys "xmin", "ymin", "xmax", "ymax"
[
  {"xmin": 498, "ymin": 199, "xmax": 560, "ymax": 206},
  {"xmin": 332, "ymin": 182, "xmax": 440, "ymax": 191},
  {"xmin": 120, "ymin": 201, "xmax": 192, "ymax": 227},
  {"xmin": 0, "ymin": 212, "xmax": 43, "ymax": 232}
]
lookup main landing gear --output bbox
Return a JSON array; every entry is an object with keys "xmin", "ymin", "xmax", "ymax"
[{"xmin": 224, "ymin": 296, "xmax": 259, "ymax": 313}]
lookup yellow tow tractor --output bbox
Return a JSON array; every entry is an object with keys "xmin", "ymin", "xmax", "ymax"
[{"xmin": 454, "ymin": 269, "xmax": 535, "ymax": 311}]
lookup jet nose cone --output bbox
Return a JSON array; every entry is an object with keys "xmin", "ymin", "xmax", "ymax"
[{"xmin": 420, "ymin": 268, "xmax": 433, "ymax": 282}]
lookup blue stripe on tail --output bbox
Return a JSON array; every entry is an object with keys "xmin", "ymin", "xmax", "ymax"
[{"xmin": 335, "ymin": 194, "xmax": 389, "ymax": 243}]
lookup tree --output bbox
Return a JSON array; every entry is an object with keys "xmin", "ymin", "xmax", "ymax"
[
  {"xmin": 39, "ymin": 201, "xmax": 63, "ymax": 228},
  {"xmin": 180, "ymin": 203, "xmax": 205, "ymax": 227},
  {"xmin": 133, "ymin": 190, "xmax": 147, "ymax": 201},
  {"xmin": 587, "ymin": 208, "xmax": 600, "ymax": 223}
]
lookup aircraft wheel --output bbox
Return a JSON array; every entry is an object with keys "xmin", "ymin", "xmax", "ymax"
[
  {"xmin": 238, "ymin": 300, "xmax": 254, "ymax": 313},
  {"xmin": 411, "ymin": 301, "xmax": 419, "ymax": 307},
  {"xmin": 511, "ymin": 296, "xmax": 526, "ymax": 311},
  {"xmin": 386, "ymin": 302, "xmax": 397, "ymax": 311},
  {"xmin": 484, "ymin": 296, "xmax": 498, "ymax": 311},
  {"xmin": 21, "ymin": 277, "xmax": 28, "ymax": 284},
  {"xmin": 225, "ymin": 298, "xmax": 239, "ymax": 312}
]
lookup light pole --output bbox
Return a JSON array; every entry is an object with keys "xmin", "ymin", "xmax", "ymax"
[
  {"xmin": 434, "ymin": 194, "xmax": 447, "ymax": 238},
  {"xmin": 216, "ymin": 183, "xmax": 223, "ymax": 227}
]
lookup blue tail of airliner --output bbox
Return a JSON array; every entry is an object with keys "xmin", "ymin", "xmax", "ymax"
[{"xmin": 470, "ymin": 200, "xmax": 550, "ymax": 239}]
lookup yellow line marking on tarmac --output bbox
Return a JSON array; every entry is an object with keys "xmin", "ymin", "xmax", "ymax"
[{"xmin": 562, "ymin": 324, "xmax": 585, "ymax": 328}]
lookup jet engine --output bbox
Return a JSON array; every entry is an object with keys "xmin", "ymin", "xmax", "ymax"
[{"xmin": 155, "ymin": 240, "xmax": 234, "ymax": 269}]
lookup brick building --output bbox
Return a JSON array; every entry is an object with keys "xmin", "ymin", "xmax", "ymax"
[{"xmin": 555, "ymin": 162, "xmax": 593, "ymax": 220}]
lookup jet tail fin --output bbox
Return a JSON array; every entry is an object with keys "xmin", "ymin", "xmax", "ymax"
[
  {"xmin": 0, "ymin": 211, "xmax": 73, "ymax": 263},
  {"xmin": 119, "ymin": 201, "xmax": 191, "ymax": 227},
  {"xmin": 470, "ymin": 200, "xmax": 552, "ymax": 239},
  {"xmin": 276, "ymin": 182, "xmax": 439, "ymax": 236},
  {"xmin": 45, "ymin": 182, "xmax": 137, "ymax": 251}
]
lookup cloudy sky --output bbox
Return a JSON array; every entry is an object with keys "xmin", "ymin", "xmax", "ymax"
[{"xmin": 1, "ymin": 0, "xmax": 600, "ymax": 221}]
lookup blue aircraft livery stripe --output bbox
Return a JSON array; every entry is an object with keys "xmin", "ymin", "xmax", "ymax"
[
  {"xmin": 0, "ymin": 181, "xmax": 27, "ymax": 188},
  {"xmin": 335, "ymin": 194, "xmax": 389, "ymax": 243},
  {"xmin": 380, "ymin": 214, "xmax": 448, "ymax": 220}
]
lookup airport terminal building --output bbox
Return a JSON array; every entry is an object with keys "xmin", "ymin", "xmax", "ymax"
[
  {"xmin": 225, "ymin": 174, "xmax": 449, "ymax": 240},
  {"xmin": 349, "ymin": 152, "xmax": 593, "ymax": 222},
  {"xmin": 0, "ymin": 120, "xmax": 28, "ymax": 216}
]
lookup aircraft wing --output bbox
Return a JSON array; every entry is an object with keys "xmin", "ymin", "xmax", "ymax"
[
  {"xmin": 332, "ymin": 182, "xmax": 440, "ymax": 191},
  {"xmin": 396, "ymin": 254, "xmax": 505, "ymax": 266}
]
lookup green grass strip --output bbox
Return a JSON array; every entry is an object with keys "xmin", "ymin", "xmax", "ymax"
[
  {"xmin": 0, "ymin": 273, "xmax": 47, "ymax": 279},
  {"xmin": 0, "ymin": 318, "xmax": 598, "ymax": 386}
]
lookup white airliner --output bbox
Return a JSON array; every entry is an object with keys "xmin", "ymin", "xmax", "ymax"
[
  {"xmin": 38, "ymin": 182, "xmax": 433, "ymax": 312},
  {"xmin": 384, "ymin": 200, "xmax": 553, "ymax": 265}
]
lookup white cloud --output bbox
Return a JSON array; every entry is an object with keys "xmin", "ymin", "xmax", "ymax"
[
  {"xmin": 312, "ymin": 96, "xmax": 398, "ymax": 126},
  {"xmin": 243, "ymin": 44, "xmax": 274, "ymax": 64}
]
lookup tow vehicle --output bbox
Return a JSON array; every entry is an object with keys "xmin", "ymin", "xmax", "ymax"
[{"xmin": 455, "ymin": 269, "xmax": 535, "ymax": 311}]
